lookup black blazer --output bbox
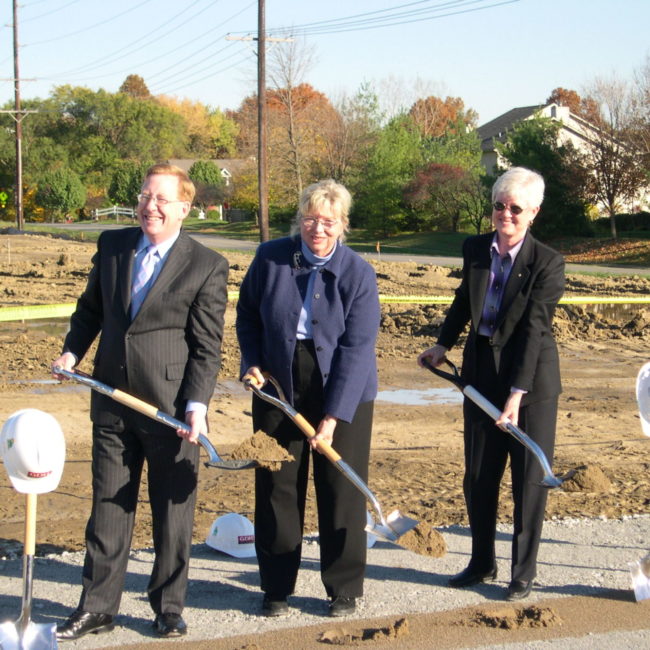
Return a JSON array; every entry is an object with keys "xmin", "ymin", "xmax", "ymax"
[
  {"xmin": 64, "ymin": 227, "xmax": 229, "ymax": 423},
  {"xmin": 437, "ymin": 231, "xmax": 565, "ymax": 405}
]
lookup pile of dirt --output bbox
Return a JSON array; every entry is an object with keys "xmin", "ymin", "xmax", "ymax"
[
  {"xmin": 319, "ymin": 617, "xmax": 409, "ymax": 644},
  {"xmin": 230, "ymin": 430, "xmax": 295, "ymax": 471},
  {"xmin": 467, "ymin": 605, "xmax": 563, "ymax": 630},
  {"xmin": 561, "ymin": 464, "xmax": 613, "ymax": 492},
  {"xmin": 397, "ymin": 523, "xmax": 447, "ymax": 557}
]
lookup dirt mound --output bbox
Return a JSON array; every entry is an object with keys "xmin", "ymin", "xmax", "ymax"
[
  {"xmin": 319, "ymin": 617, "xmax": 409, "ymax": 644},
  {"xmin": 230, "ymin": 429, "xmax": 294, "ymax": 471},
  {"xmin": 397, "ymin": 523, "xmax": 447, "ymax": 557},
  {"xmin": 468, "ymin": 605, "xmax": 562, "ymax": 629},
  {"xmin": 562, "ymin": 464, "xmax": 612, "ymax": 492}
]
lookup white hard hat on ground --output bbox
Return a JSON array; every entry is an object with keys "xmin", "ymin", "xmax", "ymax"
[
  {"xmin": 636, "ymin": 362, "xmax": 650, "ymax": 437},
  {"xmin": 1, "ymin": 408, "xmax": 66, "ymax": 494},
  {"xmin": 206, "ymin": 513, "xmax": 256, "ymax": 558}
]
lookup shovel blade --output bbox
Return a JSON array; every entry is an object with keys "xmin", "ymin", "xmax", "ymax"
[
  {"xmin": 0, "ymin": 620, "xmax": 57, "ymax": 650},
  {"xmin": 203, "ymin": 459, "xmax": 259, "ymax": 470},
  {"xmin": 630, "ymin": 553, "xmax": 650, "ymax": 601},
  {"xmin": 366, "ymin": 510, "xmax": 419, "ymax": 543}
]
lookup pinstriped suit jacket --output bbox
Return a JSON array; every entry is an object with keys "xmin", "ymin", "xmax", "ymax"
[{"xmin": 63, "ymin": 227, "xmax": 229, "ymax": 423}]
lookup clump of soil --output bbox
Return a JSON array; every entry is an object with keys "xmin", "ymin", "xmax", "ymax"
[
  {"xmin": 561, "ymin": 464, "xmax": 612, "ymax": 492},
  {"xmin": 397, "ymin": 523, "xmax": 447, "ymax": 557},
  {"xmin": 230, "ymin": 429, "xmax": 294, "ymax": 471},
  {"xmin": 319, "ymin": 617, "xmax": 409, "ymax": 644},
  {"xmin": 468, "ymin": 605, "xmax": 562, "ymax": 629}
]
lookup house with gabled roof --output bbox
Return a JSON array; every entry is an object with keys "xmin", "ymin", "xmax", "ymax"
[{"xmin": 477, "ymin": 103, "xmax": 600, "ymax": 175}]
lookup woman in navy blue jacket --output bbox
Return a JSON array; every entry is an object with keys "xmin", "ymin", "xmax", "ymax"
[{"xmin": 236, "ymin": 179, "xmax": 380, "ymax": 618}]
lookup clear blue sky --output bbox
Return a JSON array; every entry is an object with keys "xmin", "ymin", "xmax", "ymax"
[{"xmin": 0, "ymin": 0, "xmax": 648, "ymax": 125}]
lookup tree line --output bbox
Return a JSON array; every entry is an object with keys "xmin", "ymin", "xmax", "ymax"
[{"xmin": 1, "ymin": 50, "xmax": 649, "ymax": 243}]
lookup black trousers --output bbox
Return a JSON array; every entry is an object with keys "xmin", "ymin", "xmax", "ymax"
[
  {"xmin": 79, "ymin": 412, "xmax": 199, "ymax": 615},
  {"xmin": 463, "ymin": 337, "xmax": 557, "ymax": 582},
  {"xmin": 253, "ymin": 340, "xmax": 373, "ymax": 598}
]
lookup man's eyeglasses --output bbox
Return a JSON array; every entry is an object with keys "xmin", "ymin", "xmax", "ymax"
[
  {"xmin": 301, "ymin": 216, "xmax": 339, "ymax": 229},
  {"xmin": 137, "ymin": 193, "xmax": 186, "ymax": 207},
  {"xmin": 493, "ymin": 201, "xmax": 525, "ymax": 215}
]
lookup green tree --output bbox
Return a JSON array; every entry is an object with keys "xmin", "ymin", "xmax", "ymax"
[
  {"xmin": 497, "ymin": 116, "xmax": 592, "ymax": 240},
  {"xmin": 353, "ymin": 115, "xmax": 424, "ymax": 236},
  {"xmin": 108, "ymin": 160, "xmax": 152, "ymax": 206},
  {"xmin": 36, "ymin": 168, "xmax": 86, "ymax": 221},
  {"xmin": 188, "ymin": 160, "xmax": 226, "ymax": 208}
]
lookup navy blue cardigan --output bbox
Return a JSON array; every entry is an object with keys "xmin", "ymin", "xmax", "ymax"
[{"xmin": 236, "ymin": 236, "xmax": 380, "ymax": 423}]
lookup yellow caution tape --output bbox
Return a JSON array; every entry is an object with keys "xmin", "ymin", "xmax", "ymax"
[{"xmin": 1, "ymin": 293, "xmax": 648, "ymax": 323}]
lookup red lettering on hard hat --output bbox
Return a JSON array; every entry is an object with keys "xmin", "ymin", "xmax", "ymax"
[
  {"xmin": 27, "ymin": 471, "xmax": 52, "ymax": 478},
  {"xmin": 238, "ymin": 535, "xmax": 254, "ymax": 544}
]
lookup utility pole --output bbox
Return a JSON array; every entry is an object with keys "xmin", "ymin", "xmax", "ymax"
[
  {"xmin": 227, "ymin": 3, "xmax": 292, "ymax": 243},
  {"xmin": 0, "ymin": 0, "xmax": 37, "ymax": 229},
  {"xmin": 257, "ymin": 0, "xmax": 269, "ymax": 242},
  {"xmin": 13, "ymin": 0, "xmax": 23, "ymax": 230}
]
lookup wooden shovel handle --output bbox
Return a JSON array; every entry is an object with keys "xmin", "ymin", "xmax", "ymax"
[
  {"xmin": 291, "ymin": 413, "xmax": 343, "ymax": 464},
  {"xmin": 112, "ymin": 388, "xmax": 160, "ymax": 420}
]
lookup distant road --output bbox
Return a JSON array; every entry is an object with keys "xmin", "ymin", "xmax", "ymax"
[{"xmin": 35, "ymin": 223, "xmax": 650, "ymax": 277}]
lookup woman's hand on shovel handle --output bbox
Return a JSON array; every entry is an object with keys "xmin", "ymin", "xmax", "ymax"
[
  {"xmin": 52, "ymin": 351, "xmax": 76, "ymax": 379},
  {"xmin": 243, "ymin": 367, "xmax": 266, "ymax": 389},
  {"xmin": 309, "ymin": 415, "xmax": 337, "ymax": 452},
  {"xmin": 417, "ymin": 344, "xmax": 448, "ymax": 369}
]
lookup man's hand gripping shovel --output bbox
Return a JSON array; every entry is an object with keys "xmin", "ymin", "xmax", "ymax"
[
  {"xmin": 243, "ymin": 373, "xmax": 418, "ymax": 543},
  {"xmin": 53, "ymin": 367, "xmax": 258, "ymax": 470},
  {"xmin": 421, "ymin": 357, "xmax": 569, "ymax": 489}
]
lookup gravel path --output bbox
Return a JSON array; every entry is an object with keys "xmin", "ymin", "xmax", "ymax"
[{"xmin": 1, "ymin": 515, "xmax": 649, "ymax": 648}]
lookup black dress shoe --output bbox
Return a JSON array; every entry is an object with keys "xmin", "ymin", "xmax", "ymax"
[
  {"xmin": 153, "ymin": 613, "xmax": 187, "ymax": 637},
  {"xmin": 506, "ymin": 580, "xmax": 533, "ymax": 601},
  {"xmin": 56, "ymin": 610, "xmax": 114, "ymax": 640},
  {"xmin": 261, "ymin": 593, "xmax": 289, "ymax": 617},
  {"xmin": 448, "ymin": 565, "xmax": 497, "ymax": 588},
  {"xmin": 328, "ymin": 596, "xmax": 356, "ymax": 617}
]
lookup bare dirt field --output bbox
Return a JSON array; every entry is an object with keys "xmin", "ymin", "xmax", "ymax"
[{"xmin": 1, "ymin": 231, "xmax": 650, "ymax": 648}]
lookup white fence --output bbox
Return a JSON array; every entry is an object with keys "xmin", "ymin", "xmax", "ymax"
[{"xmin": 92, "ymin": 206, "xmax": 135, "ymax": 221}]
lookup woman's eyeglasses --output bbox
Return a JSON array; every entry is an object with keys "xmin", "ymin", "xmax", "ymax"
[
  {"xmin": 301, "ymin": 216, "xmax": 339, "ymax": 229},
  {"xmin": 493, "ymin": 201, "xmax": 525, "ymax": 215}
]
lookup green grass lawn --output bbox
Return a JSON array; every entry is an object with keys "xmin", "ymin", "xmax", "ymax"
[{"xmin": 16, "ymin": 218, "xmax": 650, "ymax": 267}]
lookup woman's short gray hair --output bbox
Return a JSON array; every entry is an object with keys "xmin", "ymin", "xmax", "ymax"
[
  {"xmin": 290, "ymin": 179, "xmax": 352, "ymax": 242},
  {"xmin": 492, "ymin": 167, "xmax": 545, "ymax": 208}
]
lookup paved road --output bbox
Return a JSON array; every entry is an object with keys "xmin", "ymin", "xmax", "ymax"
[{"xmin": 24, "ymin": 224, "xmax": 650, "ymax": 277}]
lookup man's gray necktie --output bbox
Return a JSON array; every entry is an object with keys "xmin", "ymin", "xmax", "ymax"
[{"xmin": 131, "ymin": 246, "xmax": 159, "ymax": 318}]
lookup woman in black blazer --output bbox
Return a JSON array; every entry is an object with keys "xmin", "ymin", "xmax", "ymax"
[{"xmin": 418, "ymin": 167, "xmax": 565, "ymax": 601}]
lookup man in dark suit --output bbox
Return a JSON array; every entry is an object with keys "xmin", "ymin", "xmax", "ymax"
[
  {"xmin": 418, "ymin": 167, "xmax": 565, "ymax": 601},
  {"xmin": 52, "ymin": 163, "xmax": 228, "ymax": 639}
]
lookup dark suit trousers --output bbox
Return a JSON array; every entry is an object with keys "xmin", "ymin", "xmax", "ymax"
[
  {"xmin": 79, "ymin": 411, "xmax": 199, "ymax": 615},
  {"xmin": 463, "ymin": 337, "xmax": 557, "ymax": 582},
  {"xmin": 253, "ymin": 340, "xmax": 373, "ymax": 598}
]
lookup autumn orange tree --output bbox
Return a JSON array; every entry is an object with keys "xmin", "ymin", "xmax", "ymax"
[{"xmin": 408, "ymin": 95, "xmax": 477, "ymax": 138}]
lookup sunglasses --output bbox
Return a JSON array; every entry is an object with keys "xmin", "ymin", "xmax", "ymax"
[{"xmin": 493, "ymin": 201, "xmax": 524, "ymax": 215}]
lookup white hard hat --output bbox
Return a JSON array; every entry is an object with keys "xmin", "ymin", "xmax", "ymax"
[
  {"xmin": 206, "ymin": 513, "xmax": 256, "ymax": 558},
  {"xmin": 636, "ymin": 362, "xmax": 650, "ymax": 437},
  {"xmin": 1, "ymin": 409, "xmax": 66, "ymax": 494}
]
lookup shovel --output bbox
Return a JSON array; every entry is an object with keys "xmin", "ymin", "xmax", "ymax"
[
  {"xmin": 53, "ymin": 367, "xmax": 257, "ymax": 471},
  {"xmin": 629, "ymin": 551, "xmax": 650, "ymax": 601},
  {"xmin": 244, "ymin": 374, "xmax": 418, "ymax": 543},
  {"xmin": 0, "ymin": 493, "xmax": 57, "ymax": 650},
  {"xmin": 422, "ymin": 358, "xmax": 567, "ymax": 489}
]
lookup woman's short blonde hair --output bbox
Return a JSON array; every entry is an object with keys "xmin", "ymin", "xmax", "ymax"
[
  {"xmin": 290, "ymin": 179, "xmax": 352, "ymax": 242},
  {"xmin": 492, "ymin": 167, "xmax": 545, "ymax": 209}
]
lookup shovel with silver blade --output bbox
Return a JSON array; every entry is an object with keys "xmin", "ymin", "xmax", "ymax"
[
  {"xmin": 244, "ymin": 374, "xmax": 418, "ymax": 543},
  {"xmin": 0, "ymin": 493, "xmax": 57, "ymax": 650},
  {"xmin": 422, "ymin": 357, "xmax": 568, "ymax": 489},
  {"xmin": 53, "ymin": 367, "xmax": 258, "ymax": 470}
]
